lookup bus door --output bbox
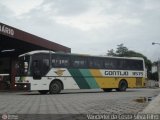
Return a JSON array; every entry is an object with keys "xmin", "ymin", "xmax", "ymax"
[{"xmin": 31, "ymin": 54, "xmax": 50, "ymax": 90}]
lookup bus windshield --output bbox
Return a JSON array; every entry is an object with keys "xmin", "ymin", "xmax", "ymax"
[{"xmin": 16, "ymin": 55, "xmax": 31, "ymax": 76}]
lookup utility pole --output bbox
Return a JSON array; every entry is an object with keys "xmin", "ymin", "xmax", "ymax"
[{"xmin": 158, "ymin": 59, "xmax": 160, "ymax": 87}]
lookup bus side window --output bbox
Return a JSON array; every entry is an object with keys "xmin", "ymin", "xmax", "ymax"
[
  {"xmin": 33, "ymin": 60, "xmax": 38, "ymax": 68},
  {"xmin": 133, "ymin": 60, "xmax": 143, "ymax": 70},
  {"xmin": 32, "ymin": 60, "xmax": 41, "ymax": 77},
  {"xmin": 52, "ymin": 55, "xmax": 69, "ymax": 68},
  {"xmin": 71, "ymin": 57, "xmax": 87, "ymax": 68},
  {"xmin": 129, "ymin": 60, "xmax": 138, "ymax": 70},
  {"xmin": 55, "ymin": 58, "xmax": 61, "ymax": 66},
  {"xmin": 89, "ymin": 58, "xmax": 103, "ymax": 69},
  {"xmin": 118, "ymin": 59, "xmax": 126, "ymax": 70},
  {"xmin": 41, "ymin": 59, "xmax": 50, "ymax": 74},
  {"xmin": 52, "ymin": 59, "xmax": 56, "ymax": 67},
  {"xmin": 94, "ymin": 59, "xmax": 103, "ymax": 68},
  {"xmin": 104, "ymin": 60, "xmax": 111, "ymax": 69},
  {"xmin": 104, "ymin": 59, "xmax": 114, "ymax": 69},
  {"xmin": 122, "ymin": 60, "xmax": 130, "ymax": 70},
  {"xmin": 89, "ymin": 60, "xmax": 93, "ymax": 68}
]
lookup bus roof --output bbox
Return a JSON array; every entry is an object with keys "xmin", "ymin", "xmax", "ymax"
[{"xmin": 19, "ymin": 50, "xmax": 144, "ymax": 60}]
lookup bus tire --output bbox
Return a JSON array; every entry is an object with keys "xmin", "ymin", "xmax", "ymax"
[
  {"xmin": 103, "ymin": 88, "xmax": 112, "ymax": 92},
  {"xmin": 39, "ymin": 90, "xmax": 48, "ymax": 94},
  {"xmin": 116, "ymin": 80, "xmax": 128, "ymax": 92},
  {"xmin": 49, "ymin": 81, "xmax": 62, "ymax": 94}
]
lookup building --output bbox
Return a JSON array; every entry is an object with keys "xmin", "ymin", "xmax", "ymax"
[
  {"xmin": 152, "ymin": 62, "xmax": 158, "ymax": 73},
  {"xmin": 0, "ymin": 22, "xmax": 71, "ymax": 90}
]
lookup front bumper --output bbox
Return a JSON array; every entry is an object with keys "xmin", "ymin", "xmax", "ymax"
[{"xmin": 15, "ymin": 83, "xmax": 30, "ymax": 91}]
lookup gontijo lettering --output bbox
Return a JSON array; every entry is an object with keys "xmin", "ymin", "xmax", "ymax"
[
  {"xmin": 105, "ymin": 71, "xmax": 129, "ymax": 76},
  {"xmin": 104, "ymin": 70, "xmax": 144, "ymax": 77}
]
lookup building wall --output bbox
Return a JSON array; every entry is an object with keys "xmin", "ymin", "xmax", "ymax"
[{"xmin": 152, "ymin": 65, "xmax": 158, "ymax": 73}]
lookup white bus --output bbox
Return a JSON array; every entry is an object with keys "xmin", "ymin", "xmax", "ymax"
[{"xmin": 15, "ymin": 51, "xmax": 145, "ymax": 94}]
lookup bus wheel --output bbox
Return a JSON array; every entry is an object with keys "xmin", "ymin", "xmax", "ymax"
[
  {"xmin": 49, "ymin": 81, "xmax": 62, "ymax": 94},
  {"xmin": 116, "ymin": 80, "xmax": 128, "ymax": 92},
  {"xmin": 39, "ymin": 90, "xmax": 48, "ymax": 94},
  {"xmin": 103, "ymin": 88, "xmax": 112, "ymax": 92}
]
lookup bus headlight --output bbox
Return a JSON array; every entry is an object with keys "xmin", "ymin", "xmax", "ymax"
[
  {"xmin": 24, "ymin": 85, "xmax": 27, "ymax": 88},
  {"xmin": 15, "ymin": 84, "xmax": 17, "ymax": 87}
]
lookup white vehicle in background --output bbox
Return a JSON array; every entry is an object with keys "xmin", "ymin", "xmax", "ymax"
[{"xmin": 0, "ymin": 74, "xmax": 10, "ymax": 90}]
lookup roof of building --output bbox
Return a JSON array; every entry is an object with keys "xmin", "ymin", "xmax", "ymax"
[{"xmin": 0, "ymin": 22, "xmax": 71, "ymax": 57}]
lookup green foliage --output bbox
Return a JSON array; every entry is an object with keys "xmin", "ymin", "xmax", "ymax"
[
  {"xmin": 151, "ymin": 72, "xmax": 158, "ymax": 81},
  {"xmin": 107, "ymin": 49, "xmax": 116, "ymax": 56},
  {"xmin": 116, "ymin": 44, "xmax": 128, "ymax": 57}
]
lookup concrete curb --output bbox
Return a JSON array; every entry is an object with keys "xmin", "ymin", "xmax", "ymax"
[{"xmin": 141, "ymin": 93, "xmax": 160, "ymax": 114}]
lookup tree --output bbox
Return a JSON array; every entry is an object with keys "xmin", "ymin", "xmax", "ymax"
[
  {"xmin": 116, "ymin": 44, "xmax": 128, "ymax": 57},
  {"xmin": 107, "ymin": 44, "xmax": 152, "ymax": 79},
  {"xmin": 107, "ymin": 49, "xmax": 116, "ymax": 56},
  {"xmin": 151, "ymin": 72, "xmax": 158, "ymax": 81},
  {"xmin": 107, "ymin": 44, "xmax": 129, "ymax": 57}
]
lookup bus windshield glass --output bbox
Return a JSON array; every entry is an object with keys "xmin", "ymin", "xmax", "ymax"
[{"xmin": 16, "ymin": 55, "xmax": 31, "ymax": 76}]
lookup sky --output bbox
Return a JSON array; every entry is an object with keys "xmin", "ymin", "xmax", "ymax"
[{"xmin": 0, "ymin": 0, "xmax": 160, "ymax": 61}]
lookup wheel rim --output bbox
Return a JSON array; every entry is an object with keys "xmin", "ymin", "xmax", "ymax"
[
  {"xmin": 50, "ymin": 81, "xmax": 62, "ymax": 94},
  {"xmin": 51, "ymin": 84, "xmax": 59, "ymax": 92},
  {"xmin": 121, "ymin": 82, "xmax": 126, "ymax": 91}
]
